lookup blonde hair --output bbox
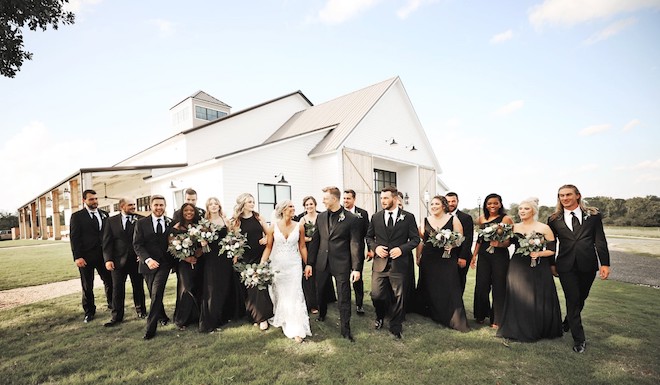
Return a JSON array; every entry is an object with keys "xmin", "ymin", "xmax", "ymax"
[
  {"xmin": 274, "ymin": 200, "xmax": 294, "ymax": 219},
  {"xmin": 231, "ymin": 193, "xmax": 261, "ymax": 228},
  {"xmin": 519, "ymin": 197, "xmax": 539, "ymax": 221},
  {"xmin": 550, "ymin": 184, "xmax": 597, "ymax": 221}
]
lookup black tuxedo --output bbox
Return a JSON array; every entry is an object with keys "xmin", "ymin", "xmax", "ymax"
[
  {"xmin": 133, "ymin": 215, "xmax": 174, "ymax": 335},
  {"xmin": 548, "ymin": 211, "xmax": 610, "ymax": 343},
  {"xmin": 69, "ymin": 207, "xmax": 113, "ymax": 317},
  {"xmin": 453, "ymin": 210, "xmax": 474, "ymax": 294},
  {"xmin": 349, "ymin": 206, "xmax": 370, "ymax": 308},
  {"xmin": 307, "ymin": 207, "xmax": 361, "ymax": 337},
  {"xmin": 102, "ymin": 213, "xmax": 146, "ymax": 321},
  {"xmin": 366, "ymin": 209, "xmax": 420, "ymax": 334}
]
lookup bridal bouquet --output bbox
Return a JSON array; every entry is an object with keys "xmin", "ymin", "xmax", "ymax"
[
  {"xmin": 514, "ymin": 231, "xmax": 547, "ymax": 267},
  {"xmin": 193, "ymin": 218, "xmax": 220, "ymax": 253},
  {"xmin": 168, "ymin": 231, "xmax": 197, "ymax": 262},
  {"xmin": 427, "ymin": 228, "xmax": 465, "ymax": 258},
  {"xmin": 478, "ymin": 223, "xmax": 514, "ymax": 253},
  {"xmin": 233, "ymin": 261, "xmax": 276, "ymax": 290},
  {"xmin": 303, "ymin": 221, "xmax": 316, "ymax": 238},
  {"xmin": 219, "ymin": 230, "xmax": 249, "ymax": 259}
]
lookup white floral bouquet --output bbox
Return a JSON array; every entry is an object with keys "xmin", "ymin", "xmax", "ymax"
[
  {"xmin": 427, "ymin": 228, "xmax": 465, "ymax": 258},
  {"xmin": 168, "ymin": 231, "xmax": 197, "ymax": 262},
  {"xmin": 219, "ymin": 230, "xmax": 249, "ymax": 259},
  {"xmin": 514, "ymin": 231, "xmax": 547, "ymax": 267},
  {"xmin": 303, "ymin": 221, "xmax": 316, "ymax": 238},
  {"xmin": 478, "ymin": 223, "xmax": 514, "ymax": 253},
  {"xmin": 193, "ymin": 218, "xmax": 220, "ymax": 253},
  {"xmin": 233, "ymin": 261, "xmax": 276, "ymax": 290}
]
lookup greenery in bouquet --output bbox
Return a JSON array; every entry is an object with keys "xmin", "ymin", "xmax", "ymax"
[
  {"xmin": 168, "ymin": 231, "xmax": 196, "ymax": 261},
  {"xmin": 233, "ymin": 261, "xmax": 276, "ymax": 290},
  {"xmin": 303, "ymin": 221, "xmax": 316, "ymax": 238},
  {"xmin": 514, "ymin": 231, "xmax": 547, "ymax": 267},
  {"xmin": 219, "ymin": 230, "xmax": 249, "ymax": 259},
  {"xmin": 193, "ymin": 218, "xmax": 220, "ymax": 253},
  {"xmin": 427, "ymin": 228, "xmax": 465, "ymax": 258},
  {"xmin": 478, "ymin": 222, "xmax": 514, "ymax": 253}
]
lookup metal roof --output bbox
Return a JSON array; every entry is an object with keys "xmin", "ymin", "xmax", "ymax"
[
  {"xmin": 170, "ymin": 90, "xmax": 232, "ymax": 110},
  {"xmin": 264, "ymin": 77, "xmax": 399, "ymax": 155}
]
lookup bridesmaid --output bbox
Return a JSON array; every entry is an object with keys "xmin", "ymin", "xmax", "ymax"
[
  {"xmin": 172, "ymin": 203, "xmax": 202, "ymax": 330},
  {"xmin": 198, "ymin": 197, "xmax": 233, "ymax": 333},
  {"xmin": 414, "ymin": 195, "xmax": 469, "ymax": 332},
  {"xmin": 231, "ymin": 193, "xmax": 273, "ymax": 331},
  {"xmin": 470, "ymin": 193, "xmax": 513, "ymax": 328},
  {"xmin": 497, "ymin": 197, "xmax": 562, "ymax": 341}
]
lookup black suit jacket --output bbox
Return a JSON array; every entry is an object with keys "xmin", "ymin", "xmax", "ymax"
[
  {"xmin": 548, "ymin": 211, "xmax": 610, "ymax": 273},
  {"xmin": 352, "ymin": 206, "xmax": 370, "ymax": 255},
  {"xmin": 133, "ymin": 215, "xmax": 174, "ymax": 275},
  {"xmin": 70, "ymin": 208, "xmax": 108, "ymax": 262},
  {"xmin": 307, "ymin": 208, "xmax": 362, "ymax": 274},
  {"xmin": 454, "ymin": 210, "xmax": 474, "ymax": 262},
  {"xmin": 102, "ymin": 213, "xmax": 143, "ymax": 269},
  {"xmin": 366, "ymin": 209, "xmax": 420, "ymax": 274}
]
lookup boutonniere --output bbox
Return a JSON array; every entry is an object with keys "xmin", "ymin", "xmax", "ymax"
[
  {"xmin": 583, "ymin": 210, "xmax": 592, "ymax": 222},
  {"xmin": 397, "ymin": 213, "xmax": 405, "ymax": 222},
  {"xmin": 355, "ymin": 212, "xmax": 362, "ymax": 219},
  {"xmin": 338, "ymin": 212, "xmax": 346, "ymax": 222},
  {"xmin": 128, "ymin": 215, "xmax": 137, "ymax": 225},
  {"xmin": 165, "ymin": 217, "xmax": 172, "ymax": 227},
  {"xmin": 99, "ymin": 212, "xmax": 107, "ymax": 220}
]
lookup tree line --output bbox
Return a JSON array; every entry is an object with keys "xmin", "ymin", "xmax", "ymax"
[{"xmin": 462, "ymin": 195, "xmax": 660, "ymax": 227}]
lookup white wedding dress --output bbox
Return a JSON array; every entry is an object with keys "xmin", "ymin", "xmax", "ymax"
[{"xmin": 268, "ymin": 222, "xmax": 312, "ymax": 339}]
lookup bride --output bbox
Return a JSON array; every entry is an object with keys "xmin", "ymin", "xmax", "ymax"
[{"xmin": 261, "ymin": 200, "xmax": 312, "ymax": 343}]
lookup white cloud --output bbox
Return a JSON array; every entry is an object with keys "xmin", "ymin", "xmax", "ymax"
[
  {"xmin": 623, "ymin": 119, "xmax": 641, "ymax": 132},
  {"xmin": 584, "ymin": 17, "xmax": 637, "ymax": 44},
  {"xmin": 64, "ymin": 0, "xmax": 103, "ymax": 13},
  {"xmin": 397, "ymin": 0, "xmax": 437, "ymax": 19},
  {"xmin": 318, "ymin": 0, "xmax": 382, "ymax": 25},
  {"xmin": 149, "ymin": 19, "xmax": 177, "ymax": 37},
  {"xmin": 495, "ymin": 100, "xmax": 524, "ymax": 116},
  {"xmin": 635, "ymin": 174, "xmax": 660, "ymax": 183},
  {"xmin": 632, "ymin": 159, "xmax": 660, "ymax": 170},
  {"xmin": 490, "ymin": 29, "xmax": 514, "ymax": 44},
  {"xmin": 0, "ymin": 122, "xmax": 97, "ymax": 211},
  {"xmin": 529, "ymin": 0, "xmax": 660, "ymax": 28},
  {"xmin": 579, "ymin": 124, "xmax": 610, "ymax": 136}
]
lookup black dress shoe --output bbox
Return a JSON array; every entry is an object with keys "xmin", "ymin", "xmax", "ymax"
[
  {"xmin": 316, "ymin": 315, "xmax": 326, "ymax": 322},
  {"xmin": 137, "ymin": 312, "xmax": 147, "ymax": 319},
  {"xmin": 374, "ymin": 319, "xmax": 383, "ymax": 330},
  {"xmin": 572, "ymin": 341, "xmax": 586, "ymax": 353},
  {"xmin": 356, "ymin": 306, "xmax": 365, "ymax": 315},
  {"xmin": 342, "ymin": 333, "xmax": 355, "ymax": 342},
  {"xmin": 143, "ymin": 332, "xmax": 155, "ymax": 340},
  {"xmin": 83, "ymin": 314, "xmax": 95, "ymax": 323},
  {"xmin": 159, "ymin": 318, "xmax": 170, "ymax": 326},
  {"xmin": 392, "ymin": 331, "xmax": 402, "ymax": 339},
  {"xmin": 562, "ymin": 320, "xmax": 570, "ymax": 332},
  {"xmin": 104, "ymin": 320, "xmax": 121, "ymax": 327}
]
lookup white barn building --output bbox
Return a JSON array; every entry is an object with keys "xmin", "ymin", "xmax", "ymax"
[{"xmin": 17, "ymin": 77, "xmax": 448, "ymax": 240}]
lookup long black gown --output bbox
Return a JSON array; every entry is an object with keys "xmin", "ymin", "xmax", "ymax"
[
  {"xmin": 415, "ymin": 217, "xmax": 469, "ymax": 332},
  {"xmin": 473, "ymin": 216, "xmax": 510, "ymax": 326},
  {"xmin": 172, "ymin": 227, "xmax": 202, "ymax": 328},
  {"xmin": 497, "ymin": 235, "xmax": 563, "ymax": 341},
  {"xmin": 199, "ymin": 225, "xmax": 238, "ymax": 332},
  {"xmin": 240, "ymin": 215, "xmax": 274, "ymax": 323}
]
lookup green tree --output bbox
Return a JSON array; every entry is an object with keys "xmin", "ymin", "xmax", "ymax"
[
  {"xmin": 0, "ymin": 211, "xmax": 19, "ymax": 229},
  {"xmin": 1, "ymin": 0, "xmax": 75, "ymax": 78}
]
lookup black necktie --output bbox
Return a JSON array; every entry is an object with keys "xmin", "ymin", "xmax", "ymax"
[
  {"xmin": 124, "ymin": 216, "xmax": 130, "ymax": 232},
  {"xmin": 91, "ymin": 212, "xmax": 100, "ymax": 230},
  {"xmin": 387, "ymin": 212, "xmax": 394, "ymax": 228},
  {"xmin": 571, "ymin": 212, "xmax": 581, "ymax": 233},
  {"xmin": 156, "ymin": 218, "xmax": 163, "ymax": 234}
]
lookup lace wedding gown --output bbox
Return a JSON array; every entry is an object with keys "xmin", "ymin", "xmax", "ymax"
[{"xmin": 268, "ymin": 223, "xmax": 312, "ymax": 339}]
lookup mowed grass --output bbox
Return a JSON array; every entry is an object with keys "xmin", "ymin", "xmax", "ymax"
[
  {"xmin": 605, "ymin": 226, "xmax": 660, "ymax": 239},
  {"xmin": 0, "ymin": 266, "xmax": 658, "ymax": 385},
  {"xmin": 0, "ymin": 241, "xmax": 77, "ymax": 290},
  {"xmin": 605, "ymin": 227, "xmax": 660, "ymax": 259}
]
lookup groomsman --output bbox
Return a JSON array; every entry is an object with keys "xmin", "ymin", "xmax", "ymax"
[
  {"xmin": 366, "ymin": 186, "xmax": 420, "ymax": 338},
  {"xmin": 306, "ymin": 186, "xmax": 362, "ymax": 342},
  {"xmin": 102, "ymin": 197, "xmax": 146, "ymax": 327},
  {"xmin": 69, "ymin": 189, "xmax": 113, "ymax": 323},
  {"xmin": 548, "ymin": 184, "xmax": 610, "ymax": 353},
  {"xmin": 446, "ymin": 192, "xmax": 474, "ymax": 294},
  {"xmin": 342, "ymin": 189, "xmax": 370, "ymax": 315},
  {"xmin": 172, "ymin": 188, "xmax": 205, "ymax": 223},
  {"xmin": 133, "ymin": 195, "xmax": 174, "ymax": 340}
]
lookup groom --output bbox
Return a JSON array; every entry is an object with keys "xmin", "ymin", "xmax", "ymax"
[
  {"xmin": 548, "ymin": 184, "xmax": 610, "ymax": 353},
  {"xmin": 306, "ymin": 186, "xmax": 362, "ymax": 342}
]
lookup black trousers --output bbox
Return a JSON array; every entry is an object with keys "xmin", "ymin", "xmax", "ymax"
[
  {"xmin": 317, "ymin": 268, "xmax": 352, "ymax": 336},
  {"xmin": 559, "ymin": 268, "xmax": 596, "ymax": 343},
  {"xmin": 109, "ymin": 264, "xmax": 146, "ymax": 322},
  {"xmin": 144, "ymin": 267, "xmax": 171, "ymax": 335},
  {"xmin": 473, "ymin": 250, "xmax": 509, "ymax": 325},
  {"xmin": 371, "ymin": 270, "xmax": 406, "ymax": 334},
  {"xmin": 78, "ymin": 256, "xmax": 113, "ymax": 316}
]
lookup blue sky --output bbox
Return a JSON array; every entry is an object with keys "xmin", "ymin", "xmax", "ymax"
[{"xmin": 1, "ymin": 0, "xmax": 659, "ymax": 212}]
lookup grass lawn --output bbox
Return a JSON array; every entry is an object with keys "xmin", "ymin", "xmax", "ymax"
[
  {"xmin": 605, "ymin": 226, "xmax": 660, "ymax": 239},
  {"xmin": 0, "ymin": 267, "xmax": 658, "ymax": 385},
  {"xmin": 0, "ymin": 241, "xmax": 77, "ymax": 290},
  {"xmin": 604, "ymin": 227, "xmax": 660, "ymax": 259}
]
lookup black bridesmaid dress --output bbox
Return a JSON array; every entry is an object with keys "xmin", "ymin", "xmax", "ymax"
[
  {"xmin": 415, "ymin": 217, "xmax": 469, "ymax": 332},
  {"xmin": 172, "ymin": 227, "xmax": 202, "ymax": 328},
  {"xmin": 239, "ymin": 215, "xmax": 274, "ymax": 323}
]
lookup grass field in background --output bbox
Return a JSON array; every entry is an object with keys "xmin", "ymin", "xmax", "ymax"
[
  {"xmin": 604, "ymin": 226, "xmax": 660, "ymax": 239},
  {"xmin": 0, "ymin": 266, "xmax": 658, "ymax": 385},
  {"xmin": 0, "ymin": 241, "xmax": 76, "ymax": 290}
]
